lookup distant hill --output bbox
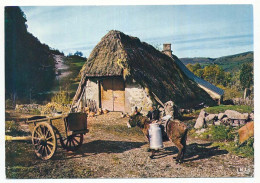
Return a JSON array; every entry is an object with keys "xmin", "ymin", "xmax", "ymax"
[{"xmin": 180, "ymin": 51, "xmax": 253, "ymax": 72}]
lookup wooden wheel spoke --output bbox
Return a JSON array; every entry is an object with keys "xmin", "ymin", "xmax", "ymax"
[
  {"xmin": 37, "ymin": 145, "xmax": 43, "ymax": 153},
  {"xmin": 35, "ymin": 129, "xmax": 42, "ymax": 137},
  {"xmin": 43, "ymin": 127, "xmax": 48, "ymax": 137},
  {"xmin": 45, "ymin": 130, "xmax": 50, "ymax": 138},
  {"xmin": 69, "ymin": 140, "xmax": 72, "ymax": 147},
  {"xmin": 46, "ymin": 136, "xmax": 53, "ymax": 141},
  {"xmin": 47, "ymin": 141, "xmax": 54, "ymax": 146},
  {"xmin": 73, "ymin": 138, "xmax": 80, "ymax": 145},
  {"xmin": 71, "ymin": 139, "xmax": 76, "ymax": 147},
  {"xmin": 60, "ymin": 134, "xmax": 83, "ymax": 151},
  {"xmin": 66, "ymin": 139, "xmax": 69, "ymax": 147},
  {"xmin": 40, "ymin": 126, "xmax": 44, "ymax": 136},
  {"xmin": 44, "ymin": 146, "xmax": 48, "ymax": 156},
  {"xmin": 46, "ymin": 144, "xmax": 52, "ymax": 153},
  {"xmin": 33, "ymin": 138, "xmax": 41, "ymax": 145}
]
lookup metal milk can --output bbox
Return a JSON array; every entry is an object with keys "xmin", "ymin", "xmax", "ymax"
[{"xmin": 149, "ymin": 123, "xmax": 163, "ymax": 149}]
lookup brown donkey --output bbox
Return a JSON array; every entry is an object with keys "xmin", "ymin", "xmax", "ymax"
[{"xmin": 127, "ymin": 112, "xmax": 188, "ymax": 163}]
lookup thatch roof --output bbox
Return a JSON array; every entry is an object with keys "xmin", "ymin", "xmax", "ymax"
[{"xmin": 75, "ymin": 30, "xmax": 215, "ymax": 108}]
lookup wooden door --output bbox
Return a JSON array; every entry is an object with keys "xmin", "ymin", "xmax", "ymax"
[
  {"xmin": 113, "ymin": 78, "xmax": 125, "ymax": 111},
  {"xmin": 101, "ymin": 79, "xmax": 114, "ymax": 111},
  {"xmin": 101, "ymin": 78, "xmax": 125, "ymax": 112}
]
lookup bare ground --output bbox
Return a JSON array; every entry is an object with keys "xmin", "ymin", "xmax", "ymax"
[{"xmin": 5, "ymin": 112, "xmax": 254, "ymax": 178}]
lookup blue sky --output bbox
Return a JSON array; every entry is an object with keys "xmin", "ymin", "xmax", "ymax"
[{"xmin": 21, "ymin": 5, "xmax": 253, "ymax": 58}]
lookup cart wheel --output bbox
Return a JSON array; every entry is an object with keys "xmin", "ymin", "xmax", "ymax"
[
  {"xmin": 32, "ymin": 122, "xmax": 57, "ymax": 160},
  {"xmin": 60, "ymin": 134, "xmax": 83, "ymax": 151}
]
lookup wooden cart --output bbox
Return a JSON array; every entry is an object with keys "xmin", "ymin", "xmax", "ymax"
[{"xmin": 26, "ymin": 113, "xmax": 88, "ymax": 160}]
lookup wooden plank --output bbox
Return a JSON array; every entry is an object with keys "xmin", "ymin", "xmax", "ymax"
[
  {"xmin": 26, "ymin": 116, "xmax": 65, "ymax": 123},
  {"xmin": 113, "ymin": 78, "xmax": 125, "ymax": 112},
  {"xmin": 101, "ymin": 79, "xmax": 114, "ymax": 111}
]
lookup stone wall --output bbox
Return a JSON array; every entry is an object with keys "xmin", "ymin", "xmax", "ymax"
[
  {"xmin": 84, "ymin": 79, "xmax": 99, "ymax": 110},
  {"xmin": 125, "ymin": 82, "xmax": 153, "ymax": 114},
  {"xmin": 232, "ymin": 98, "xmax": 253, "ymax": 107}
]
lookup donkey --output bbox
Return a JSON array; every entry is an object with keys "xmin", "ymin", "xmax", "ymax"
[{"xmin": 127, "ymin": 111, "xmax": 188, "ymax": 163}]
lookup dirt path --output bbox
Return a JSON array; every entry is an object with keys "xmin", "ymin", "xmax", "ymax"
[
  {"xmin": 54, "ymin": 55, "xmax": 71, "ymax": 79},
  {"xmin": 5, "ymin": 112, "xmax": 254, "ymax": 178}
]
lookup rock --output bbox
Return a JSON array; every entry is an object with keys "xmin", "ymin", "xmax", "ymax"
[
  {"xmin": 242, "ymin": 113, "xmax": 249, "ymax": 121},
  {"xmin": 249, "ymin": 113, "xmax": 254, "ymax": 121},
  {"xmin": 195, "ymin": 128, "xmax": 206, "ymax": 134},
  {"xmin": 224, "ymin": 110, "xmax": 248, "ymax": 120},
  {"xmin": 205, "ymin": 114, "xmax": 217, "ymax": 122},
  {"xmin": 218, "ymin": 113, "xmax": 226, "ymax": 120},
  {"xmin": 222, "ymin": 117, "xmax": 229, "ymax": 123},
  {"xmin": 194, "ymin": 110, "xmax": 207, "ymax": 129},
  {"xmin": 194, "ymin": 117, "xmax": 205, "ymax": 129},
  {"xmin": 238, "ymin": 122, "xmax": 254, "ymax": 143},
  {"xmin": 214, "ymin": 121, "xmax": 221, "ymax": 126},
  {"xmin": 199, "ymin": 109, "xmax": 208, "ymax": 118}
]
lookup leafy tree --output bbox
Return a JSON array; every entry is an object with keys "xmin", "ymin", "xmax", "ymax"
[
  {"xmin": 5, "ymin": 6, "xmax": 56, "ymax": 104},
  {"xmin": 194, "ymin": 69, "xmax": 204, "ymax": 78},
  {"xmin": 239, "ymin": 63, "xmax": 253, "ymax": 89},
  {"xmin": 74, "ymin": 51, "xmax": 83, "ymax": 57}
]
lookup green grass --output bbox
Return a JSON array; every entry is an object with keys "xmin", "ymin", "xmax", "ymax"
[
  {"xmin": 198, "ymin": 125, "xmax": 236, "ymax": 141},
  {"xmin": 204, "ymin": 105, "xmax": 253, "ymax": 114},
  {"xmin": 190, "ymin": 105, "xmax": 253, "ymax": 115},
  {"xmin": 212, "ymin": 137, "xmax": 254, "ymax": 158},
  {"xmin": 71, "ymin": 61, "xmax": 85, "ymax": 68}
]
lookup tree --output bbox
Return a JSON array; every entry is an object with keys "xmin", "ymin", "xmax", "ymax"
[
  {"xmin": 74, "ymin": 51, "xmax": 83, "ymax": 57},
  {"xmin": 239, "ymin": 63, "xmax": 253, "ymax": 89},
  {"xmin": 5, "ymin": 6, "xmax": 56, "ymax": 104}
]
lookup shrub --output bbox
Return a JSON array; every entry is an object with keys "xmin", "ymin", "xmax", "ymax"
[
  {"xmin": 5, "ymin": 121, "xmax": 19, "ymax": 133},
  {"xmin": 51, "ymin": 88, "xmax": 70, "ymax": 104},
  {"xmin": 5, "ymin": 121, "xmax": 29, "ymax": 136},
  {"xmin": 213, "ymin": 137, "xmax": 254, "ymax": 158},
  {"xmin": 210, "ymin": 125, "xmax": 235, "ymax": 141},
  {"xmin": 5, "ymin": 99, "xmax": 14, "ymax": 109},
  {"xmin": 199, "ymin": 125, "xmax": 235, "ymax": 141}
]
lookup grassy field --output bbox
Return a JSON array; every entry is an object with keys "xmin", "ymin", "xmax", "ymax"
[
  {"xmin": 204, "ymin": 105, "xmax": 253, "ymax": 114},
  {"xmin": 188, "ymin": 105, "xmax": 254, "ymax": 116}
]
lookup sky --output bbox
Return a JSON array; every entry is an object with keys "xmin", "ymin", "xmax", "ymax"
[{"xmin": 20, "ymin": 5, "xmax": 253, "ymax": 58}]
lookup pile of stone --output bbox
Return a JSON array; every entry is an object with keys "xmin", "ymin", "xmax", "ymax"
[
  {"xmin": 15, "ymin": 102, "xmax": 71, "ymax": 115},
  {"xmin": 15, "ymin": 104, "xmax": 42, "ymax": 113},
  {"xmin": 194, "ymin": 109, "xmax": 254, "ymax": 129},
  {"xmin": 41, "ymin": 102, "xmax": 70, "ymax": 115}
]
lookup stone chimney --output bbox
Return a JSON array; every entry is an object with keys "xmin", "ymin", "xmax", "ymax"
[{"xmin": 162, "ymin": 43, "xmax": 172, "ymax": 57}]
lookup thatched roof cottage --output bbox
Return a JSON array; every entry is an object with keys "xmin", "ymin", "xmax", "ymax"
[{"xmin": 73, "ymin": 30, "xmax": 221, "ymax": 114}]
